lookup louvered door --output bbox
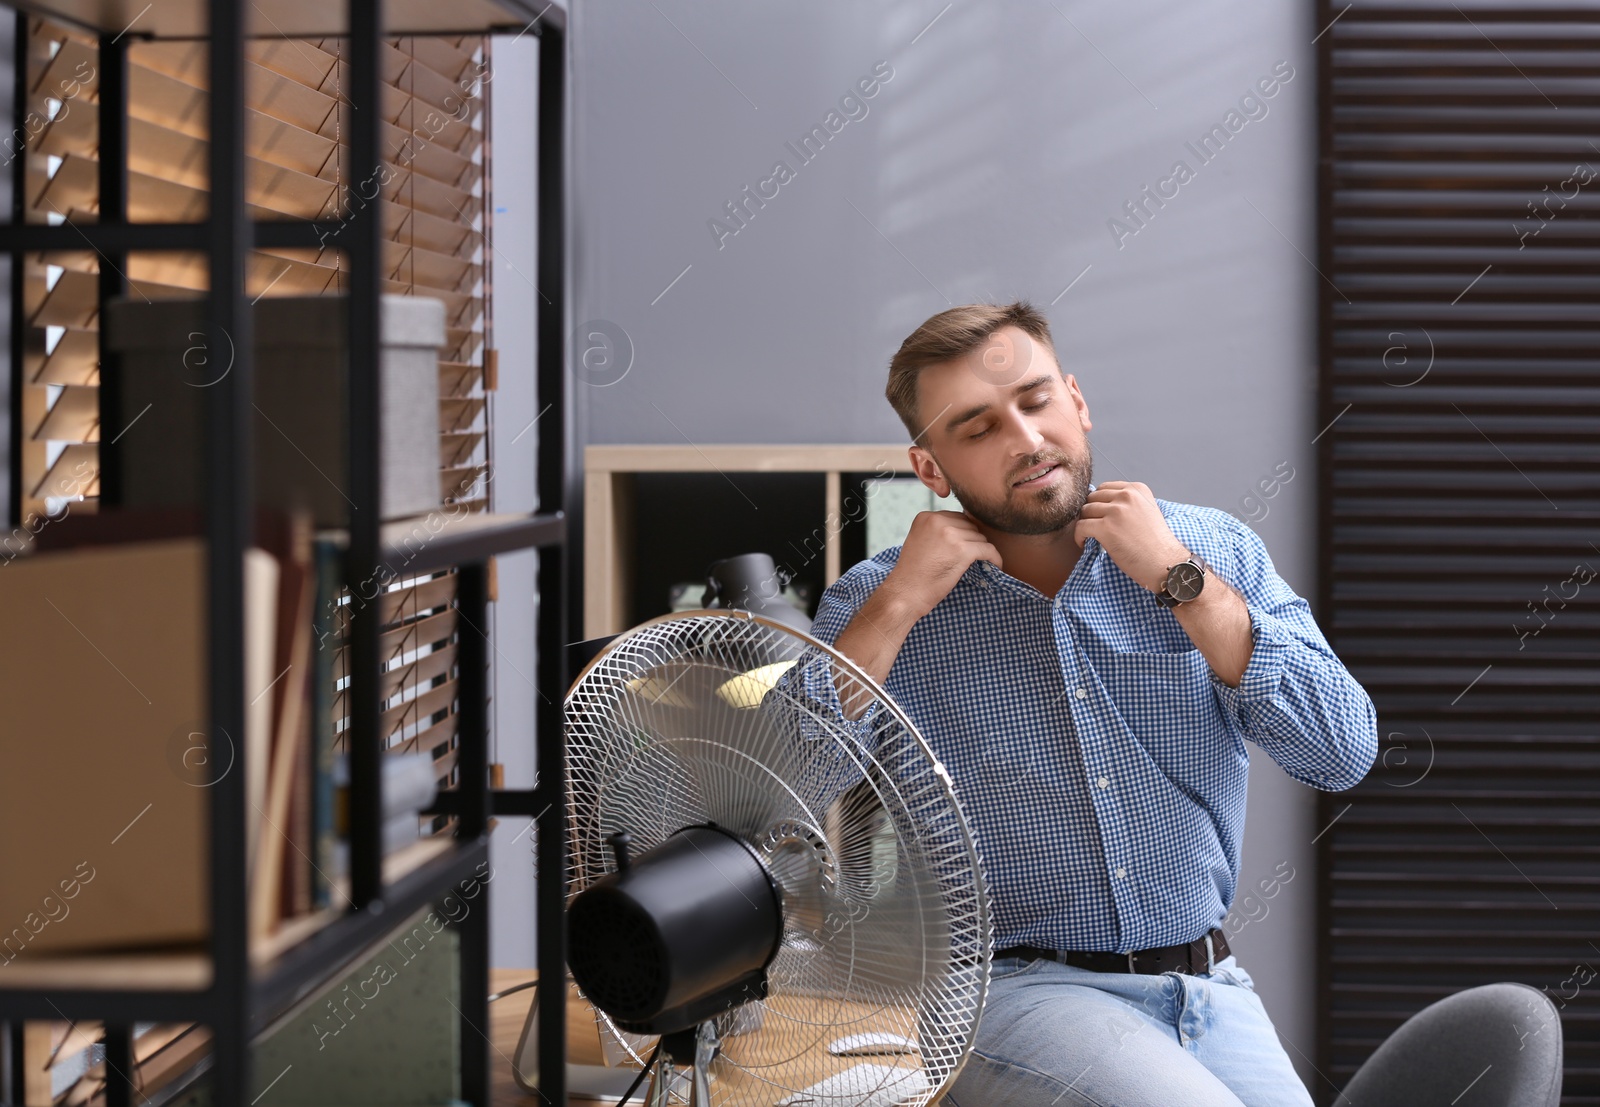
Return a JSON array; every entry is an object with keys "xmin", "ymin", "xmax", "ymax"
[{"xmin": 1316, "ymin": 4, "xmax": 1600, "ymax": 1103}]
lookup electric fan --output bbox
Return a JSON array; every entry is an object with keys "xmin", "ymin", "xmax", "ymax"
[{"xmin": 562, "ymin": 609, "xmax": 991, "ymax": 1106}]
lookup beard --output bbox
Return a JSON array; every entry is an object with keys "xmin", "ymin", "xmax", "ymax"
[{"xmin": 942, "ymin": 445, "xmax": 1094, "ymax": 537}]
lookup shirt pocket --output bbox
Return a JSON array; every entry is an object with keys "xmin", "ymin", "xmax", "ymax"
[{"xmin": 1092, "ymin": 646, "xmax": 1216, "ymax": 761}]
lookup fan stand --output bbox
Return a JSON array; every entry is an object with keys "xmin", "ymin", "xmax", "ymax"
[{"xmin": 644, "ymin": 1021, "xmax": 719, "ymax": 1106}]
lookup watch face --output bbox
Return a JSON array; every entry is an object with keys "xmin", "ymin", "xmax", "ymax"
[{"xmin": 1167, "ymin": 561, "xmax": 1205, "ymax": 602}]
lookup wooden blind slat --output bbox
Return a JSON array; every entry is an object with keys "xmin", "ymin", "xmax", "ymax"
[
  {"xmin": 439, "ymin": 432, "xmax": 484, "ymax": 469},
  {"xmin": 410, "ymin": 713, "xmax": 459, "ymax": 764},
  {"xmin": 379, "ymin": 677, "xmax": 458, "ymax": 740},
  {"xmin": 31, "ymin": 383, "xmax": 99, "ymax": 444},
  {"xmin": 32, "ymin": 328, "xmax": 98, "ymax": 386},
  {"xmin": 381, "ymin": 641, "xmax": 457, "ymax": 702},
  {"xmin": 332, "ymin": 607, "xmax": 460, "ymax": 676},
  {"xmin": 439, "ymin": 397, "xmax": 486, "ymax": 433},
  {"xmin": 381, "ymin": 572, "xmax": 459, "ymax": 624},
  {"xmin": 29, "ymin": 444, "xmax": 99, "ymax": 502},
  {"xmin": 441, "ymin": 465, "xmax": 488, "ymax": 501},
  {"xmin": 386, "ymin": 242, "xmax": 482, "ymax": 292},
  {"xmin": 392, "ymin": 167, "xmax": 483, "ymax": 224},
  {"xmin": 30, "ymin": 268, "xmax": 100, "ymax": 328},
  {"xmin": 391, "ymin": 205, "xmax": 478, "ymax": 259},
  {"xmin": 438, "ymin": 361, "xmax": 484, "ymax": 397}
]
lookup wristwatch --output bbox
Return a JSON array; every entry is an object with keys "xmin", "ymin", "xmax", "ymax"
[{"xmin": 1155, "ymin": 551, "xmax": 1209, "ymax": 608}]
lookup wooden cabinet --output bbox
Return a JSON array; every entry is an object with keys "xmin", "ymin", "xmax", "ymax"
[{"xmin": 583, "ymin": 444, "xmax": 922, "ymax": 638}]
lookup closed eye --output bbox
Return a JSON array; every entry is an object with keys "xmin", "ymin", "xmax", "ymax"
[{"xmin": 968, "ymin": 399, "xmax": 1051, "ymax": 440}]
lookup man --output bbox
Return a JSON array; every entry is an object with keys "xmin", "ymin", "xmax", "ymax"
[{"xmin": 792, "ymin": 301, "xmax": 1376, "ymax": 1105}]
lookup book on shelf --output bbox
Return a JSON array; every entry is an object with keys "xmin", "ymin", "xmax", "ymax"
[
  {"xmin": 251, "ymin": 510, "xmax": 315, "ymax": 943},
  {"xmin": 309, "ymin": 534, "xmax": 342, "ymax": 911}
]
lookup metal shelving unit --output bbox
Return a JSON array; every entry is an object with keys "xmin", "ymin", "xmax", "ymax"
[{"xmin": 0, "ymin": 1, "xmax": 572, "ymax": 1104}]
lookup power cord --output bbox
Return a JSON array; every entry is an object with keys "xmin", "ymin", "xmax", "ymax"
[
  {"xmin": 616, "ymin": 1040, "xmax": 662, "ymax": 1106},
  {"xmin": 484, "ymin": 977, "xmax": 660, "ymax": 1106},
  {"xmin": 486, "ymin": 979, "xmax": 539, "ymax": 1003}
]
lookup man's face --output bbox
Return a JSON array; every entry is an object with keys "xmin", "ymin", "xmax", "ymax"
[{"xmin": 910, "ymin": 326, "xmax": 1094, "ymax": 536}]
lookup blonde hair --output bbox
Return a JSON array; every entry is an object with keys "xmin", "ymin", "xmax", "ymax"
[{"xmin": 885, "ymin": 300, "xmax": 1057, "ymax": 445}]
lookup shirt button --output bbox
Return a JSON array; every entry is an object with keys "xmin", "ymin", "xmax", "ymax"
[
  {"xmin": 1115, "ymin": 867, "xmax": 1127, "ymax": 878},
  {"xmin": 1097, "ymin": 776, "xmax": 1109, "ymax": 789},
  {"xmin": 1074, "ymin": 687, "xmax": 1088, "ymax": 700}
]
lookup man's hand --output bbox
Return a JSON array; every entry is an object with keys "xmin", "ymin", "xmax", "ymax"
[
  {"xmin": 1071, "ymin": 481, "xmax": 1190, "ymax": 593},
  {"xmin": 1074, "ymin": 481, "xmax": 1256, "ymax": 686},
  {"xmin": 830, "ymin": 509, "xmax": 1002, "ymax": 720},
  {"xmin": 882, "ymin": 510, "xmax": 1004, "ymax": 621}
]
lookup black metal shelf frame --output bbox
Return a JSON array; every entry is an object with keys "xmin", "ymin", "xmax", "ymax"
[{"xmin": 0, "ymin": 2, "xmax": 571, "ymax": 1105}]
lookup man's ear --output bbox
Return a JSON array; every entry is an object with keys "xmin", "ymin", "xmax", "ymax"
[
  {"xmin": 907, "ymin": 444, "xmax": 950, "ymax": 498},
  {"xmin": 1063, "ymin": 372, "xmax": 1093, "ymax": 433}
]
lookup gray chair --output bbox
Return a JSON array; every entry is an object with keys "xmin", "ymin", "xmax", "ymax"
[{"xmin": 1336, "ymin": 982, "xmax": 1563, "ymax": 1106}]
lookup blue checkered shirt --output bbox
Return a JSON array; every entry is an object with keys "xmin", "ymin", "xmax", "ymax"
[{"xmin": 783, "ymin": 496, "xmax": 1377, "ymax": 953}]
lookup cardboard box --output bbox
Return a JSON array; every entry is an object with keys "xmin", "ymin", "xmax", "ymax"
[
  {"xmin": 104, "ymin": 294, "xmax": 445, "ymax": 526},
  {"xmin": 0, "ymin": 538, "xmax": 277, "ymax": 955}
]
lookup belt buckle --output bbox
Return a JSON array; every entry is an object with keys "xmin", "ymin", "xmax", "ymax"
[
  {"xmin": 1204, "ymin": 932, "xmax": 1215, "ymax": 974},
  {"xmin": 1126, "ymin": 950, "xmax": 1138, "ymax": 973}
]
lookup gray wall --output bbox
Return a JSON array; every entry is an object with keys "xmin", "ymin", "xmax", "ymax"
[
  {"xmin": 487, "ymin": 28, "xmax": 546, "ymax": 971},
  {"xmin": 498, "ymin": 0, "xmax": 1330, "ymax": 1089}
]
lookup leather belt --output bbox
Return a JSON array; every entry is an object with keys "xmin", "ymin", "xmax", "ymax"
[{"xmin": 995, "ymin": 927, "xmax": 1231, "ymax": 976}]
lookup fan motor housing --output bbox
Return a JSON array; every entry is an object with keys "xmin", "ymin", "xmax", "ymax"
[{"xmin": 568, "ymin": 824, "xmax": 783, "ymax": 1034}]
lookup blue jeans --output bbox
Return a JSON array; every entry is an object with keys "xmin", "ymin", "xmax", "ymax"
[{"xmin": 943, "ymin": 954, "xmax": 1313, "ymax": 1106}]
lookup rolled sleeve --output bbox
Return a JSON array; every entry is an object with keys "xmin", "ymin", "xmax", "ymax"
[
  {"xmin": 758, "ymin": 566, "xmax": 902, "ymax": 809},
  {"xmin": 790, "ymin": 649, "xmax": 887, "ymax": 741},
  {"xmin": 1215, "ymin": 602, "xmax": 1293, "ymax": 704},
  {"xmin": 1208, "ymin": 517, "xmax": 1378, "ymax": 792}
]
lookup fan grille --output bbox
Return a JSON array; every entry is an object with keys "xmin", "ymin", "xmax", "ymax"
[{"xmin": 564, "ymin": 611, "xmax": 991, "ymax": 1106}]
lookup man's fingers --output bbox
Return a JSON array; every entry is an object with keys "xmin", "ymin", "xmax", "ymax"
[
  {"xmin": 1071, "ymin": 517, "xmax": 1095, "ymax": 549},
  {"xmin": 1087, "ymin": 481, "xmax": 1154, "ymax": 501},
  {"xmin": 1085, "ymin": 485, "xmax": 1134, "ymax": 505},
  {"xmin": 965, "ymin": 537, "xmax": 1003, "ymax": 562}
]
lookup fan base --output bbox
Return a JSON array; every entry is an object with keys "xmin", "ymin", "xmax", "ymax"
[{"xmin": 644, "ymin": 1021, "xmax": 719, "ymax": 1107}]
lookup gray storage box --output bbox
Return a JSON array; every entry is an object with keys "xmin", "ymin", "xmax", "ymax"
[{"xmin": 104, "ymin": 294, "xmax": 445, "ymax": 525}]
